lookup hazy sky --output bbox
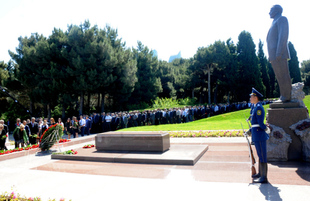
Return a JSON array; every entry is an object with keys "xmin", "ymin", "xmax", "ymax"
[{"xmin": 0, "ymin": 0, "xmax": 309, "ymax": 64}]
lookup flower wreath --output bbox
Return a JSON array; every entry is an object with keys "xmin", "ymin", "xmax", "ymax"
[{"xmin": 39, "ymin": 123, "xmax": 64, "ymax": 151}]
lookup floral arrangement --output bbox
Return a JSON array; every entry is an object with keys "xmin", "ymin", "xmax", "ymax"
[
  {"xmin": 59, "ymin": 139, "xmax": 70, "ymax": 143},
  {"xmin": 30, "ymin": 134, "xmax": 38, "ymax": 138},
  {"xmin": 296, "ymin": 121, "xmax": 310, "ymax": 131},
  {"xmin": 1, "ymin": 135, "xmax": 7, "ymax": 140},
  {"xmin": 39, "ymin": 124, "xmax": 64, "ymax": 151},
  {"xmin": 52, "ymin": 149, "xmax": 78, "ymax": 155},
  {"xmin": 273, "ymin": 131, "xmax": 283, "ymax": 139},
  {"xmin": 0, "ymin": 144, "xmax": 39, "ymax": 155},
  {"xmin": 83, "ymin": 144, "xmax": 95, "ymax": 148},
  {"xmin": 169, "ymin": 130, "xmax": 243, "ymax": 138},
  {"xmin": 0, "ymin": 190, "xmax": 70, "ymax": 201}
]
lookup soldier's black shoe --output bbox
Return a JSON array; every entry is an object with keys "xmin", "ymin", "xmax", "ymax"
[
  {"xmin": 253, "ymin": 162, "xmax": 268, "ymax": 183},
  {"xmin": 251, "ymin": 141, "xmax": 255, "ymax": 145},
  {"xmin": 252, "ymin": 161, "xmax": 261, "ymax": 178}
]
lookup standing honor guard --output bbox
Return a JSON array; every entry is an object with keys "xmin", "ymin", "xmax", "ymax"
[{"xmin": 245, "ymin": 88, "xmax": 270, "ymax": 183}]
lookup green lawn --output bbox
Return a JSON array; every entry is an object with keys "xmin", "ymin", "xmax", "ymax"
[{"xmin": 120, "ymin": 95, "xmax": 310, "ymax": 131}]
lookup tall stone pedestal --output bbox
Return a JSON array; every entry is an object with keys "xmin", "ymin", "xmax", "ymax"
[{"xmin": 268, "ymin": 104, "xmax": 309, "ymax": 160}]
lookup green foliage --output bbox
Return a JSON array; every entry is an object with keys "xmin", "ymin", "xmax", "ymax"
[
  {"xmin": 236, "ymin": 31, "xmax": 264, "ymax": 101},
  {"xmin": 190, "ymin": 40, "xmax": 231, "ymax": 104},
  {"xmin": 151, "ymin": 97, "xmax": 179, "ymax": 109},
  {"xmin": 301, "ymin": 59, "xmax": 310, "ymax": 94},
  {"xmin": 51, "ymin": 104, "xmax": 62, "ymax": 118},
  {"xmin": 288, "ymin": 41, "xmax": 302, "ymax": 84},
  {"xmin": 4, "ymin": 21, "xmax": 303, "ymax": 116},
  {"xmin": 258, "ymin": 40, "xmax": 269, "ymax": 97},
  {"xmin": 177, "ymin": 97, "xmax": 197, "ymax": 106},
  {"xmin": 129, "ymin": 41, "xmax": 162, "ymax": 105},
  {"xmin": 0, "ymin": 61, "xmax": 9, "ymax": 85},
  {"xmin": 127, "ymin": 102, "xmax": 150, "ymax": 111},
  {"xmin": 150, "ymin": 97, "xmax": 197, "ymax": 109}
]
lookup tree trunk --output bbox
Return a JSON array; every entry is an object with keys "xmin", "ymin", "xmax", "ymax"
[
  {"xmin": 62, "ymin": 102, "xmax": 66, "ymax": 120},
  {"xmin": 192, "ymin": 88, "xmax": 195, "ymax": 99},
  {"xmin": 214, "ymin": 83, "xmax": 218, "ymax": 104},
  {"xmin": 101, "ymin": 93, "xmax": 105, "ymax": 113},
  {"xmin": 87, "ymin": 92, "xmax": 91, "ymax": 112},
  {"xmin": 47, "ymin": 104, "xmax": 51, "ymax": 119},
  {"xmin": 97, "ymin": 92, "xmax": 100, "ymax": 112},
  {"xmin": 44, "ymin": 104, "xmax": 48, "ymax": 118},
  {"xmin": 207, "ymin": 65, "xmax": 211, "ymax": 105},
  {"xmin": 227, "ymin": 92, "xmax": 230, "ymax": 104},
  {"xmin": 29, "ymin": 100, "xmax": 33, "ymax": 114},
  {"xmin": 79, "ymin": 91, "xmax": 84, "ymax": 115}
]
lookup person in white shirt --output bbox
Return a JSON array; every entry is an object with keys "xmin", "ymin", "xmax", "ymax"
[
  {"xmin": 105, "ymin": 113, "xmax": 112, "ymax": 131},
  {"xmin": 79, "ymin": 115, "xmax": 86, "ymax": 137}
]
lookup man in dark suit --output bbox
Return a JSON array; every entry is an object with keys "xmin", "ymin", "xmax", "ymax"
[
  {"xmin": 28, "ymin": 117, "xmax": 39, "ymax": 145},
  {"xmin": 100, "ymin": 112, "xmax": 106, "ymax": 132},
  {"xmin": 267, "ymin": 4, "xmax": 291, "ymax": 102},
  {"xmin": 114, "ymin": 114, "xmax": 120, "ymax": 130},
  {"xmin": 150, "ymin": 111, "xmax": 155, "ymax": 125},
  {"xmin": 93, "ymin": 113, "xmax": 99, "ymax": 133},
  {"xmin": 172, "ymin": 108, "xmax": 176, "ymax": 124},
  {"xmin": 137, "ymin": 112, "xmax": 142, "ymax": 127},
  {"xmin": 155, "ymin": 110, "xmax": 160, "ymax": 125},
  {"xmin": 147, "ymin": 110, "xmax": 151, "ymax": 125},
  {"xmin": 121, "ymin": 113, "xmax": 128, "ymax": 128},
  {"xmin": 85, "ymin": 115, "xmax": 92, "ymax": 136},
  {"xmin": 111, "ymin": 113, "xmax": 116, "ymax": 131},
  {"xmin": 141, "ymin": 112, "xmax": 146, "ymax": 126}
]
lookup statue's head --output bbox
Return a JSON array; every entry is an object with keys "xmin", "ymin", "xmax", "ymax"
[{"xmin": 269, "ymin": 4, "xmax": 283, "ymax": 18}]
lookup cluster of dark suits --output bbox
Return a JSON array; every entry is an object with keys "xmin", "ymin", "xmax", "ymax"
[{"xmin": 86, "ymin": 99, "xmax": 273, "ymax": 133}]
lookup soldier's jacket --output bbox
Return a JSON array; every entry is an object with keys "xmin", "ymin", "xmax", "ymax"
[{"xmin": 250, "ymin": 102, "xmax": 269, "ymax": 142}]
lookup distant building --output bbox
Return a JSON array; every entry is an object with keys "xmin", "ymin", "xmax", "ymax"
[
  {"xmin": 151, "ymin": 50, "xmax": 158, "ymax": 58},
  {"xmin": 169, "ymin": 51, "xmax": 181, "ymax": 63}
]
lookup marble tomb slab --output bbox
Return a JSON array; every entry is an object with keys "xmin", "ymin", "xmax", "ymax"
[{"xmin": 95, "ymin": 131, "xmax": 170, "ymax": 152}]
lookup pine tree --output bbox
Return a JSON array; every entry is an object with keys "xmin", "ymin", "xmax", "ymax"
[
  {"xmin": 129, "ymin": 41, "xmax": 162, "ymax": 105},
  {"xmin": 257, "ymin": 40, "xmax": 269, "ymax": 97},
  {"xmin": 301, "ymin": 59, "xmax": 310, "ymax": 94},
  {"xmin": 224, "ymin": 38, "xmax": 239, "ymax": 102},
  {"xmin": 288, "ymin": 41, "xmax": 302, "ymax": 84},
  {"xmin": 191, "ymin": 40, "xmax": 230, "ymax": 104},
  {"xmin": 236, "ymin": 31, "xmax": 264, "ymax": 101}
]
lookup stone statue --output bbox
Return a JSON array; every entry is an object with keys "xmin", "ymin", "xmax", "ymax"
[{"xmin": 267, "ymin": 5, "xmax": 291, "ymax": 102}]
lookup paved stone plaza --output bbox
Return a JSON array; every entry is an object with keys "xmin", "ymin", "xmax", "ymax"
[{"xmin": 0, "ymin": 136, "xmax": 309, "ymax": 201}]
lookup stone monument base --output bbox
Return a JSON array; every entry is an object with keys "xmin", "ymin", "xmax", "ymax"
[
  {"xmin": 268, "ymin": 106, "xmax": 309, "ymax": 160},
  {"xmin": 95, "ymin": 131, "xmax": 170, "ymax": 152},
  {"xmin": 269, "ymin": 101, "xmax": 300, "ymax": 109},
  {"xmin": 51, "ymin": 144, "xmax": 209, "ymax": 165}
]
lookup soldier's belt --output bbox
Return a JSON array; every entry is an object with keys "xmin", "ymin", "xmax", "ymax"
[{"xmin": 252, "ymin": 124, "xmax": 260, "ymax": 128}]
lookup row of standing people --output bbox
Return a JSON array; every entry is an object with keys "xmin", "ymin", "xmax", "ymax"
[
  {"xmin": 1, "ymin": 99, "xmax": 274, "ymax": 150},
  {"xmin": 88, "ymin": 101, "xmax": 273, "ymax": 133}
]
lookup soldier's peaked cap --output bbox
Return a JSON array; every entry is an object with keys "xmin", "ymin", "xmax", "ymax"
[{"xmin": 249, "ymin": 88, "xmax": 263, "ymax": 98}]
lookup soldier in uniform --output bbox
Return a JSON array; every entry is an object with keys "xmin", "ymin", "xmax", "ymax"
[{"xmin": 245, "ymin": 88, "xmax": 270, "ymax": 183}]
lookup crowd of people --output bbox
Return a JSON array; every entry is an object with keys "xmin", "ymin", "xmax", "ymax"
[{"xmin": 0, "ymin": 99, "xmax": 273, "ymax": 151}]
